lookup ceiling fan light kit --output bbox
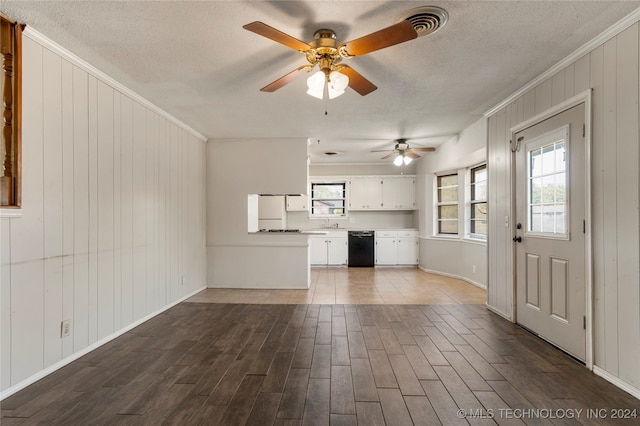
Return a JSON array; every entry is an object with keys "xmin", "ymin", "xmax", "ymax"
[
  {"xmin": 243, "ymin": 6, "xmax": 450, "ymax": 99},
  {"xmin": 306, "ymin": 68, "xmax": 350, "ymax": 100},
  {"xmin": 393, "ymin": 155, "xmax": 412, "ymax": 166}
]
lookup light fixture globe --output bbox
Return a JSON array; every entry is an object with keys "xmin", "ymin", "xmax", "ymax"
[
  {"xmin": 393, "ymin": 155, "xmax": 404, "ymax": 166},
  {"xmin": 306, "ymin": 70, "xmax": 325, "ymax": 99},
  {"xmin": 403, "ymin": 156, "xmax": 412, "ymax": 165},
  {"xmin": 329, "ymin": 71, "xmax": 349, "ymax": 91}
]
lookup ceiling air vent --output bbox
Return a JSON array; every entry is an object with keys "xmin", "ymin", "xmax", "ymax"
[{"xmin": 398, "ymin": 6, "xmax": 448, "ymax": 37}]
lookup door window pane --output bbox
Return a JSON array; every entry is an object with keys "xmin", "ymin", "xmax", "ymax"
[{"xmin": 527, "ymin": 137, "xmax": 567, "ymax": 236}]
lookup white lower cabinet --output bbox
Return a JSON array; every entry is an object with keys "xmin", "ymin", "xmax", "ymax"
[
  {"xmin": 375, "ymin": 230, "xmax": 418, "ymax": 265},
  {"xmin": 375, "ymin": 236, "xmax": 398, "ymax": 265},
  {"xmin": 310, "ymin": 232, "xmax": 348, "ymax": 265},
  {"xmin": 397, "ymin": 235, "xmax": 419, "ymax": 264}
]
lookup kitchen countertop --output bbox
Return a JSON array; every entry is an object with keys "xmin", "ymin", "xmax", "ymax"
[
  {"xmin": 250, "ymin": 230, "xmax": 329, "ymax": 235},
  {"xmin": 250, "ymin": 228, "xmax": 417, "ymax": 235}
]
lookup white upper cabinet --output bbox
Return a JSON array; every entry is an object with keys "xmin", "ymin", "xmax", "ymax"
[
  {"xmin": 349, "ymin": 175, "xmax": 415, "ymax": 211},
  {"xmin": 348, "ymin": 177, "xmax": 383, "ymax": 210},
  {"xmin": 381, "ymin": 176, "xmax": 415, "ymax": 210},
  {"xmin": 286, "ymin": 194, "xmax": 309, "ymax": 211}
]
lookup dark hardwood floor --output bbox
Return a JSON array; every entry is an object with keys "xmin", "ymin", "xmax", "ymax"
[{"xmin": 2, "ymin": 303, "xmax": 639, "ymax": 425}]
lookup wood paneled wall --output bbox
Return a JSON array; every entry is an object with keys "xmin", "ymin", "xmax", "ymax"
[
  {"xmin": 0, "ymin": 35, "xmax": 207, "ymax": 392},
  {"xmin": 487, "ymin": 22, "xmax": 639, "ymax": 390}
]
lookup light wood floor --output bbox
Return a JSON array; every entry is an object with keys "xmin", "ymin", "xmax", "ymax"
[{"xmin": 189, "ymin": 268, "xmax": 487, "ymax": 305}]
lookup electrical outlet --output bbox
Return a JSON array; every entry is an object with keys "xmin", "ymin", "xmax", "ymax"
[
  {"xmin": 472, "ymin": 265, "xmax": 476, "ymax": 273},
  {"xmin": 61, "ymin": 320, "xmax": 71, "ymax": 338}
]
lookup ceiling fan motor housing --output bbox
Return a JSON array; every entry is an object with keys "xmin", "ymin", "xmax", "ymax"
[{"xmin": 306, "ymin": 29, "xmax": 343, "ymax": 69}]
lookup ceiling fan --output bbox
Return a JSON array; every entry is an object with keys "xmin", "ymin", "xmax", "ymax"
[
  {"xmin": 243, "ymin": 19, "xmax": 418, "ymax": 98},
  {"xmin": 372, "ymin": 139, "xmax": 436, "ymax": 165}
]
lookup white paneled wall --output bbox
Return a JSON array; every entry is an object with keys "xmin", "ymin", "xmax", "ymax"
[
  {"xmin": 487, "ymin": 22, "xmax": 640, "ymax": 391},
  {"xmin": 0, "ymin": 34, "xmax": 207, "ymax": 393}
]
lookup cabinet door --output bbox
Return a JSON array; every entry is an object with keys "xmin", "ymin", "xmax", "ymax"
[
  {"xmin": 349, "ymin": 177, "xmax": 367, "ymax": 210},
  {"xmin": 310, "ymin": 237, "xmax": 328, "ymax": 265},
  {"xmin": 375, "ymin": 237, "xmax": 397, "ymax": 265},
  {"xmin": 381, "ymin": 177, "xmax": 400, "ymax": 209},
  {"xmin": 365, "ymin": 177, "xmax": 384, "ymax": 209},
  {"xmin": 397, "ymin": 177, "xmax": 416, "ymax": 209},
  {"xmin": 382, "ymin": 177, "xmax": 415, "ymax": 209},
  {"xmin": 397, "ymin": 237, "xmax": 418, "ymax": 265},
  {"xmin": 286, "ymin": 195, "xmax": 308, "ymax": 211},
  {"xmin": 327, "ymin": 237, "xmax": 348, "ymax": 265}
]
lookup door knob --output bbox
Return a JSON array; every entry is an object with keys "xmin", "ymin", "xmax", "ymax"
[{"xmin": 513, "ymin": 236, "xmax": 522, "ymax": 243}]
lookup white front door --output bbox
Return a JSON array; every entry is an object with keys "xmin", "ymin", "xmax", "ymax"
[{"xmin": 514, "ymin": 103, "xmax": 586, "ymax": 361}]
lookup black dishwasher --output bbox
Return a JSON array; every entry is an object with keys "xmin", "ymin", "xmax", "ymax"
[{"xmin": 348, "ymin": 231, "xmax": 375, "ymax": 267}]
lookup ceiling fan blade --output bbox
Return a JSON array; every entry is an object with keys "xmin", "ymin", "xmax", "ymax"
[
  {"xmin": 260, "ymin": 65, "xmax": 310, "ymax": 92},
  {"xmin": 340, "ymin": 67, "xmax": 377, "ymax": 96},
  {"xmin": 243, "ymin": 21, "xmax": 311, "ymax": 52},
  {"xmin": 405, "ymin": 151, "xmax": 421, "ymax": 159},
  {"xmin": 340, "ymin": 20, "xmax": 417, "ymax": 57},
  {"xmin": 371, "ymin": 149, "xmax": 393, "ymax": 153},
  {"xmin": 411, "ymin": 147, "xmax": 436, "ymax": 152},
  {"xmin": 381, "ymin": 152, "xmax": 396, "ymax": 159}
]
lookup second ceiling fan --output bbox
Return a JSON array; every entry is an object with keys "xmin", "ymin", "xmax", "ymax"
[
  {"xmin": 372, "ymin": 139, "xmax": 436, "ymax": 165},
  {"xmin": 243, "ymin": 18, "xmax": 418, "ymax": 98}
]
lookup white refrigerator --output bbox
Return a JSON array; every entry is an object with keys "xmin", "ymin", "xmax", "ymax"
[{"xmin": 258, "ymin": 195, "xmax": 287, "ymax": 230}]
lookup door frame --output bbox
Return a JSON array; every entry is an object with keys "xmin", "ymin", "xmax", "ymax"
[{"xmin": 509, "ymin": 89, "xmax": 593, "ymax": 369}]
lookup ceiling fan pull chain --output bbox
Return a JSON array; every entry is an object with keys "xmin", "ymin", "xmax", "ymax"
[{"xmin": 324, "ymin": 89, "xmax": 328, "ymax": 115}]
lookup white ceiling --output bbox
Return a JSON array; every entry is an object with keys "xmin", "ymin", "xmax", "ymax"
[{"xmin": 3, "ymin": 1, "xmax": 639, "ymax": 164}]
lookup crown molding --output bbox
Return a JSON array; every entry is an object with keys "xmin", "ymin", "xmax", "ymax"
[
  {"xmin": 23, "ymin": 26, "xmax": 207, "ymax": 142},
  {"xmin": 485, "ymin": 7, "xmax": 640, "ymax": 117}
]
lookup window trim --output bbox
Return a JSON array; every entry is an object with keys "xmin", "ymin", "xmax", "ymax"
[
  {"xmin": 310, "ymin": 180, "xmax": 347, "ymax": 217},
  {"xmin": 469, "ymin": 163, "xmax": 487, "ymax": 240},
  {"xmin": 0, "ymin": 15, "xmax": 22, "ymax": 208},
  {"xmin": 436, "ymin": 172, "xmax": 459, "ymax": 236}
]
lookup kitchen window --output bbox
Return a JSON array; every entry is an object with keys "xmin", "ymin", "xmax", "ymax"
[
  {"xmin": 469, "ymin": 164, "xmax": 487, "ymax": 239},
  {"xmin": 437, "ymin": 173, "xmax": 458, "ymax": 235},
  {"xmin": 310, "ymin": 181, "xmax": 346, "ymax": 216}
]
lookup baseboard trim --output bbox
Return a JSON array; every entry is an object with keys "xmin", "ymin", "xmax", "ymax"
[
  {"xmin": 592, "ymin": 366, "xmax": 640, "ymax": 400},
  {"xmin": 485, "ymin": 304, "xmax": 513, "ymax": 322},
  {"xmin": 418, "ymin": 266, "xmax": 486, "ymax": 290},
  {"xmin": 0, "ymin": 286, "xmax": 206, "ymax": 401}
]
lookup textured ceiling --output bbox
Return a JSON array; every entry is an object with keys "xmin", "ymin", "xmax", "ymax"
[{"xmin": 3, "ymin": 1, "xmax": 639, "ymax": 163}]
